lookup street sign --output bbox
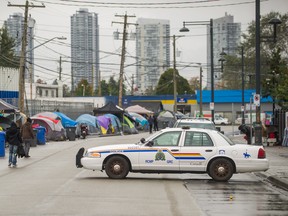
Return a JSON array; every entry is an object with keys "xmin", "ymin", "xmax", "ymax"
[
  {"xmin": 210, "ymin": 102, "xmax": 214, "ymax": 110},
  {"xmin": 253, "ymin": 94, "xmax": 260, "ymax": 106},
  {"xmin": 241, "ymin": 106, "xmax": 245, "ymax": 112}
]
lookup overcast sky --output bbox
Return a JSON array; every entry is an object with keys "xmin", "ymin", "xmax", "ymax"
[{"xmin": 0, "ymin": 0, "xmax": 287, "ymax": 89}]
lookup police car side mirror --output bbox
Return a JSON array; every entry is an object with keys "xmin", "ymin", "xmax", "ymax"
[
  {"xmin": 146, "ymin": 141, "xmax": 154, "ymax": 147},
  {"xmin": 140, "ymin": 138, "xmax": 146, "ymax": 143}
]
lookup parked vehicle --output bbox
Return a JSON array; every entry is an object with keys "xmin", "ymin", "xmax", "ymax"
[
  {"xmin": 214, "ymin": 116, "xmax": 230, "ymax": 125},
  {"xmin": 76, "ymin": 127, "xmax": 269, "ymax": 181},
  {"xmin": 173, "ymin": 117, "xmax": 217, "ymax": 130}
]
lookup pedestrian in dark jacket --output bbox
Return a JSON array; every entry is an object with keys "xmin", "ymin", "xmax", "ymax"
[
  {"xmin": 6, "ymin": 122, "xmax": 22, "ymax": 167},
  {"xmin": 20, "ymin": 117, "xmax": 34, "ymax": 158},
  {"xmin": 153, "ymin": 115, "xmax": 158, "ymax": 131},
  {"xmin": 148, "ymin": 115, "xmax": 153, "ymax": 134}
]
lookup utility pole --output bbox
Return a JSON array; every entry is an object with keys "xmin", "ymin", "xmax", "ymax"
[
  {"xmin": 59, "ymin": 56, "xmax": 62, "ymax": 81},
  {"xmin": 112, "ymin": 13, "xmax": 136, "ymax": 107},
  {"xmin": 200, "ymin": 66, "xmax": 203, "ymax": 117},
  {"xmin": 173, "ymin": 35, "xmax": 177, "ymax": 113},
  {"xmin": 131, "ymin": 74, "xmax": 134, "ymax": 96},
  {"xmin": 8, "ymin": 1, "xmax": 45, "ymax": 113},
  {"xmin": 98, "ymin": 70, "xmax": 101, "ymax": 96}
]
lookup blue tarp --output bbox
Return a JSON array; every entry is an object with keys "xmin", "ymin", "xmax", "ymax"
[{"xmin": 54, "ymin": 112, "xmax": 77, "ymax": 128}]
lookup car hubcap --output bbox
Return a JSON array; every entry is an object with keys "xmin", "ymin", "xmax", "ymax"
[
  {"xmin": 113, "ymin": 164, "xmax": 121, "ymax": 172},
  {"xmin": 218, "ymin": 166, "xmax": 225, "ymax": 174}
]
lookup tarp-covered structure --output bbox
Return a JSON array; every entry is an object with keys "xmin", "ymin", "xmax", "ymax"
[
  {"xmin": 104, "ymin": 114, "xmax": 122, "ymax": 134},
  {"xmin": 93, "ymin": 101, "xmax": 125, "ymax": 115},
  {"xmin": 0, "ymin": 99, "xmax": 19, "ymax": 113},
  {"xmin": 54, "ymin": 112, "xmax": 77, "ymax": 128},
  {"xmin": 122, "ymin": 115, "xmax": 138, "ymax": 134},
  {"xmin": 0, "ymin": 116, "xmax": 12, "ymax": 130},
  {"xmin": 125, "ymin": 105, "xmax": 153, "ymax": 114},
  {"xmin": 31, "ymin": 116, "xmax": 66, "ymax": 141},
  {"xmin": 157, "ymin": 110, "xmax": 177, "ymax": 129},
  {"xmin": 76, "ymin": 114, "xmax": 100, "ymax": 135},
  {"xmin": 128, "ymin": 112, "xmax": 148, "ymax": 131}
]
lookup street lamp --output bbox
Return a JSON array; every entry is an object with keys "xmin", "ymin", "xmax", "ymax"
[
  {"xmin": 180, "ymin": 19, "xmax": 214, "ymax": 122},
  {"xmin": 81, "ymin": 84, "xmax": 85, "ymax": 97}
]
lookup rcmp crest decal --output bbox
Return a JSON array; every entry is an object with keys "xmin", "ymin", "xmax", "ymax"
[{"xmin": 155, "ymin": 150, "xmax": 166, "ymax": 161}]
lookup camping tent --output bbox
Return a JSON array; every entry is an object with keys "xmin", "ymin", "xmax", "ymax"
[
  {"xmin": 125, "ymin": 105, "xmax": 153, "ymax": 114},
  {"xmin": 97, "ymin": 115, "xmax": 111, "ymax": 135},
  {"xmin": 128, "ymin": 112, "xmax": 148, "ymax": 131},
  {"xmin": 54, "ymin": 112, "xmax": 77, "ymax": 128},
  {"xmin": 31, "ymin": 116, "xmax": 66, "ymax": 141},
  {"xmin": 76, "ymin": 114, "xmax": 100, "ymax": 135},
  {"xmin": 157, "ymin": 110, "xmax": 177, "ymax": 129},
  {"xmin": 122, "ymin": 115, "xmax": 138, "ymax": 134},
  {"xmin": 104, "ymin": 114, "xmax": 122, "ymax": 134}
]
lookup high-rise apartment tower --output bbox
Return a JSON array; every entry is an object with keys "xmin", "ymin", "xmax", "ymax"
[{"xmin": 71, "ymin": 8, "xmax": 100, "ymax": 94}]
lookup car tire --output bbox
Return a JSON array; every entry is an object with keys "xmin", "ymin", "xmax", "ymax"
[
  {"xmin": 208, "ymin": 158, "xmax": 233, "ymax": 182},
  {"xmin": 105, "ymin": 156, "xmax": 129, "ymax": 179}
]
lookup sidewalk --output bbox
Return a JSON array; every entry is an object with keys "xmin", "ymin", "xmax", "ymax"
[{"xmin": 230, "ymin": 134, "xmax": 288, "ymax": 191}]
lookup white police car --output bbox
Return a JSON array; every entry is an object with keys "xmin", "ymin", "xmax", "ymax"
[{"xmin": 76, "ymin": 127, "xmax": 269, "ymax": 181}]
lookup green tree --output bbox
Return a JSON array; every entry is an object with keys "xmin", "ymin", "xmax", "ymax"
[
  {"xmin": 155, "ymin": 68, "xmax": 193, "ymax": 95},
  {"xmin": 96, "ymin": 80, "xmax": 110, "ymax": 96},
  {"xmin": 222, "ymin": 12, "xmax": 288, "ymax": 103},
  {"xmin": 189, "ymin": 77, "xmax": 200, "ymax": 93},
  {"xmin": 75, "ymin": 79, "xmax": 92, "ymax": 96},
  {"xmin": 0, "ymin": 27, "xmax": 19, "ymax": 68}
]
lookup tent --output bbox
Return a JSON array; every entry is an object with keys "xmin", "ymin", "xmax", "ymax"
[
  {"xmin": 35, "ymin": 112, "xmax": 61, "ymax": 122},
  {"xmin": 0, "ymin": 116, "xmax": 12, "ymax": 130},
  {"xmin": 97, "ymin": 115, "xmax": 111, "ymax": 135},
  {"xmin": 31, "ymin": 116, "xmax": 66, "ymax": 141},
  {"xmin": 0, "ymin": 99, "xmax": 19, "ymax": 113},
  {"xmin": 122, "ymin": 115, "xmax": 138, "ymax": 134},
  {"xmin": 76, "ymin": 114, "xmax": 100, "ymax": 135},
  {"xmin": 54, "ymin": 112, "xmax": 77, "ymax": 128},
  {"xmin": 104, "ymin": 114, "xmax": 122, "ymax": 134},
  {"xmin": 157, "ymin": 110, "xmax": 177, "ymax": 129},
  {"xmin": 125, "ymin": 105, "xmax": 153, "ymax": 114},
  {"xmin": 93, "ymin": 101, "xmax": 125, "ymax": 115},
  {"xmin": 128, "ymin": 112, "xmax": 148, "ymax": 131}
]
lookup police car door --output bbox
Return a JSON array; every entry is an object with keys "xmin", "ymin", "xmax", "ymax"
[
  {"xmin": 138, "ymin": 131, "xmax": 182, "ymax": 170},
  {"xmin": 179, "ymin": 131, "xmax": 216, "ymax": 172}
]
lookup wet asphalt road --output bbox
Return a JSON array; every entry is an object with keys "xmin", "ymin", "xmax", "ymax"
[{"xmin": 1, "ymin": 127, "xmax": 288, "ymax": 215}]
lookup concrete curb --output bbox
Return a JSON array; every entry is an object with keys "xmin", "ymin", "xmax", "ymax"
[{"xmin": 255, "ymin": 172, "xmax": 288, "ymax": 191}]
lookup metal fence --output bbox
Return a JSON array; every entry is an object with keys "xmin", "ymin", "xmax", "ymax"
[
  {"xmin": 274, "ymin": 109, "xmax": 287, "ymax": 144},
  {"xmin": 26, "ymin": 99, "xmax": 94, "ymax": 119}
]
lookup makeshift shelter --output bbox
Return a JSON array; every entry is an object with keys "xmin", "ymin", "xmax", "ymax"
[
  {"xmin": 31, "ymin": 116, "xmax": 66, "ymax": 141},
  {"xmin": 0, "ymin": 116, "xmax": 12, "ymax": 130},
  {"xmin": 104, "ymin": 114, "xmax": 122, "ymax": 134},
  {"xmin": 0, "ymin": 99, "xmax": 19, "ymax": 113},
  {"xmin": 35, "ymin": 112, "xmax": 61, "ymax": 122},
  {"xmin": 122, "ymin": 115, "xmax": 138, "ymax": 134},
  {"xmin": 157, "ymin": 110, "xmax": 177, "ymax": 129},
  {"xmin": 93, "ymin": 101, "xmax": 125, "ymax": 115},
  {"xmin": 76, "ymin": 114, "xmax": 100, "ymax": 135},
  {"xmin": 128, "ymin": 112, "xmax": 148, "ymax": 131},
  {"xmin": 97, "ymin": 115, "xmax": 111, "ymax": 135},
  {"xmin": 54, "ymin": 112, "xmax": 77, "ymax": 128},
  {"xmin": 125, "ymin": 105, "xmax": 153, "ymax": 115}
]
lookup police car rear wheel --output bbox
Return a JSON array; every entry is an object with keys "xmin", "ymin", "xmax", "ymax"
[
  {"xmin": 105, "ymin": 156, "xmax": 129, "ymax": 179},
  {"xmin": 208, "ymin": 158, "xmax": 233, "ymax": 182}
]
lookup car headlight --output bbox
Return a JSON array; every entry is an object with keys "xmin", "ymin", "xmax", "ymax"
[{"xmin": 86, "ymin": 151, "xmax": 101, "ymax": 158}]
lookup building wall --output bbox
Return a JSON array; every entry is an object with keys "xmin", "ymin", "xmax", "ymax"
[
  {"xmin": 71, "ymin": 8, "xmax": 100, "ymax": 92},
  {"xmin": 4, "ymin": 13, "xmax": 35, "ymax": 82},
  {"xmin": 206, "ymin": 13, "xmax": 241, "ymax": 90},
  {"xmin": 135, "ymin": 18, "xmax": 170, "ymax": 94}
]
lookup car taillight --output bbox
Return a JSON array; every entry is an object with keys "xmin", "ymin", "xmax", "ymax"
[{"xmin": 258, "ymin": 148, "xmax": 266, "ymax": 159}]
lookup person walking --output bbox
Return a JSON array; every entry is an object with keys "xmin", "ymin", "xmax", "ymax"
[
  {"xmin": 20, "ymin": 117, "xmax": 34, "ymax": 158},
  {"xmin": 148, "ymin": 115, "xmax": 154, "ymax": 134},
  {"xmin": 6, "ymin": 122, "xmax": 22, "ymax": 167}
]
